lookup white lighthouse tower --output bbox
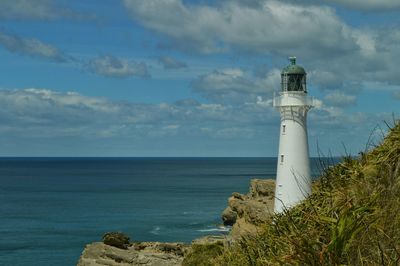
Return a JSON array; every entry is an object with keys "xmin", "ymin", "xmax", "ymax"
[{"xmin": 273, "ymin": 57, "xmax": 314, "ymax": 213}]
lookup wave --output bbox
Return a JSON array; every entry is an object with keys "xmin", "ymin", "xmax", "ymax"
[
  {"xmin": 197, "ymin": 226, "xmax": 231, "ymax": 233},
  {"xmin": 150, "ymin": 226, "xmax": 161, "ymax": 235}
]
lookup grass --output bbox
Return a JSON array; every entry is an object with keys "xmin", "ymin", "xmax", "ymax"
[
  {"xmin": 182, "ymin": 243, "xmax": 224, "ymax": 266},
  {"xmin": 188, "ymin": 121, "xmax": 400, "ymax": 265}
]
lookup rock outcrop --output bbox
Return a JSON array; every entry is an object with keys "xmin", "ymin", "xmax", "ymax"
[
  {"xmin": 221, "ymin": 179, "xmax": 275, "ymax": 239},
  {"xmin": 77, "ymin": 241, "xmax": 189, "ymax": 266},
  {"xmin": 102, "ymin": 232, "xmax": 130, "ymax": 250}
]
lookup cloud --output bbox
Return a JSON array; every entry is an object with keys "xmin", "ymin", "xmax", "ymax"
[
  {"xmin": 0, "ymin": 88, "xmax": 394, "ymax": 156},
  {"xmin": 308, "ymin": 70, "xmax": 343, "ymax": 91},
  {"xmin": 0, "ymin": 88, "xmax": 150, "ymax": 138},
  {"xmin": 87, "ymin": 55, "xmax": 150, "ymax": 78},
  {"xmin": 192, "ymin": 68, "xmax": 256, "ymax": 97},
  {"xmin": 0, "ymin": 31, "xmax": 68, "ymax": 62},
  {"xmin": 0, "ymin": 89, "xmax": 119, "ymax": 140},
  {"xmin": 123, "ymin": 0, "xmax": 358, "ymax": 57},
  {"xmin": 0, "ymin": 0, "xmax": 58, "ymax": 20},
  {"xmin": 324, "ymin": 91, "xmax": 357, "ymax": 107},
  {"xmin": 0, "ymin": 88, "xmax": 275, "ymax": 139},
  {"xmin": 0, "ymin": 0, "xmax": 90, "ymax": 20},
  {"xmin": 264, "ymin": 0, "xmax": 400, "ymax": 11},
  {"xmin": 324, "ymin": 0, "xmax": 400, "ymax": 10},
  {"xmin": 158, "ymin": 56, "xmax": 187, "ymax": 69},
  {"xmin": 122, "ymin": 0, "xmax": 400, "ymax": 93},
  {"xmin": 306, "ymin": 27, "xmax": 400, "ymax": 91},
  {"xmin": 191, "ymin": 68, "xmax": 279, "ymax": 103},
  {"xmin": 174, "ymin": 98, "xmax": 200, "ymax": 107}
]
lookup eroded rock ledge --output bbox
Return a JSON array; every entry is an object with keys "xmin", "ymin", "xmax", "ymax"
[{"xmin": 77, "ymin": 241, "xmax": 189, "ymax": 266}]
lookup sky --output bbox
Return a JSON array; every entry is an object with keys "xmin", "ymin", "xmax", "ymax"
[{"xmin": 0, "ymin": 0, "xmax": 399, "ymax": 157}]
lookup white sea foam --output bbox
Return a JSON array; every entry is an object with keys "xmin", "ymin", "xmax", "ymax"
[
  {"xmin": 198, "ymin": 226, "xmax": 231, "ymax": 232},
  {"xmin": 150, "ymin": 226, "xmax": 161, "ymax": 235}
]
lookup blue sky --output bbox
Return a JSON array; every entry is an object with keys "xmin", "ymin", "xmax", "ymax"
[{"xmin": 0, "ymin": 0, "xmax": 399, "ymax": 157}]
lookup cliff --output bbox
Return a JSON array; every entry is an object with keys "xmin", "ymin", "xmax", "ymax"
[{"xmin": 221, "ymin": 179, "xmax": 275, "ymax": 239}]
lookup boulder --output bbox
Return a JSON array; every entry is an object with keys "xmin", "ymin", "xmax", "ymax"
[
  {"xmin": 231, "ymin": 192, "xmax": 245, "ymax": 200},
  {"xmin": 156, "ymin": 243, "xmax": 186, "ymax": 256},
  {"xmin": 221, "ymin": 207, "xmax": 237, "ymax": 226},
  {"xmin": 102, "ymin": 232, "xmax": 130, "ymax": 250}
]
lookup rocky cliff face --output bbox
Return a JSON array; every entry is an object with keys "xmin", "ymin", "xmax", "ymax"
[
  {"xmin": 77, "ymin": 179, "xmax": 276, "ymax": 265},
  {"xmin": 221, "ymin": 179, "xmax": 275, "ymax": 239}
]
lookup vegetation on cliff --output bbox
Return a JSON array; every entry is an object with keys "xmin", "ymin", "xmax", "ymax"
[
  {"xmin": 186, "ymin": 121, "xmax": 400, "ymax": 265},
  {"xmin": 182, "ymin": 243, "xmax": 224, "ymax": 266}
]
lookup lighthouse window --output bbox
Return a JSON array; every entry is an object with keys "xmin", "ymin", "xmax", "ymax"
[
  {"xmin": 287, "ymin": 74, "xmax": 305, "ymax": 91},
  {"xmin": 280, "ymin": 155, "xmax": 284, "ymax": 163},
  {"xmin": 282, "ymin": 125, "xmax": 286, "ymax": 134}
]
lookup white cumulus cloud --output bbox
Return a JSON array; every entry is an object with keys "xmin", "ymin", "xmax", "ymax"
[
  {"xmin": 87, "ymin": 55, "xmax": 150, "ymax": 78},
  {"xmin": 324, "ymin": 91, "xmax": 357, "ymax": 107},
  {"xmin": 123, "ymin": 0, "xmax": 358, "ymax": 57}
]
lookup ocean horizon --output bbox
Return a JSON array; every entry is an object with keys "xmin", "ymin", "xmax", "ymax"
[{"xmin": 0, "ymin": 157, "xmax": 336, "ymax": 266}]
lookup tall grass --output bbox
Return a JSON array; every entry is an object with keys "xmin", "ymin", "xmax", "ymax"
[{"xmin": 210, "ymin": 122, "xmax": 400, "ymax": 265}]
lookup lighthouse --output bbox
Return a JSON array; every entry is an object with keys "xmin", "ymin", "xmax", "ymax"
[{"xmin": 273, "ymin": 57, "xmax": 314, "ymax": 213}]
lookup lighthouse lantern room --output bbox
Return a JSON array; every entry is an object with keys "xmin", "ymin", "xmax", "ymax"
[{"xmin": 273, "ymin": 57, "xmax": 314, "ymax": 213}]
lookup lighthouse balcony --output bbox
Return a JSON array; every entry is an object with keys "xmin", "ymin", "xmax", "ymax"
[{"xmin": 273, "ymin": 91, "xmax": 314, "ymax": 107}]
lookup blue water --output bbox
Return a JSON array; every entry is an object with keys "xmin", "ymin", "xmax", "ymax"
[{"xmin": 0, "ymin": 157, "xmax": 332, "ymax": 266}]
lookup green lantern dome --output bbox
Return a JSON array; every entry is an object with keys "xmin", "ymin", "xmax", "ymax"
[{"xmin": 281, "ymin": 57, "xmax": 307, "ymax": 92}]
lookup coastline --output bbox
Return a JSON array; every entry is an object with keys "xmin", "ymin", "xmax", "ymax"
[{"xmin": 77, "ymin": 179, "xmax": 276, "ymax": 265}]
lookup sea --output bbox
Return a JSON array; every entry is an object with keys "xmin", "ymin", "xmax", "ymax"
[{"xmin": 0, "ymin": 157, "xmax": 334, "ymax": 266}]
